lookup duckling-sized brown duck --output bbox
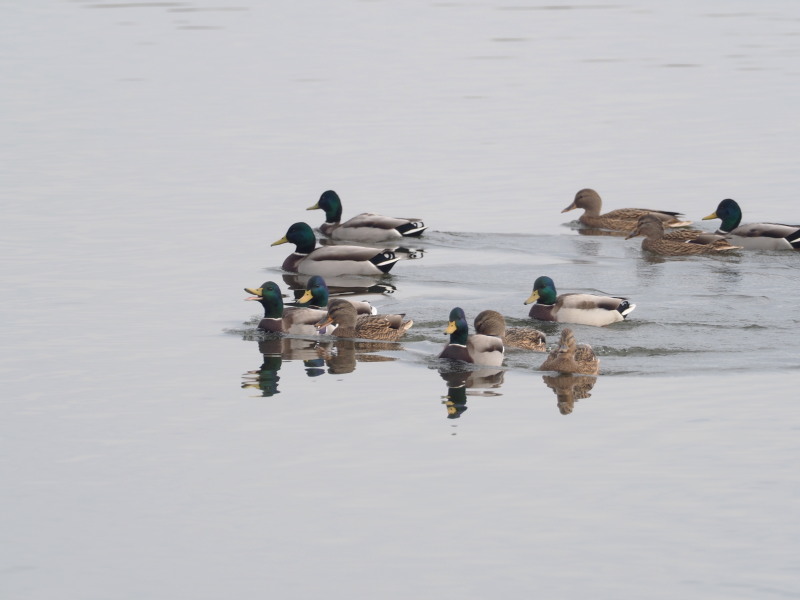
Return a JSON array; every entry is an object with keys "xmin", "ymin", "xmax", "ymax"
[
  {"xmin": 473, "ymin": 309, "xmax": 546, "ymax": 352},
  {"xmin": 625, "ymin": 213, "xmax": 741, "ymax": 256},
  {"xmin": 540, "ymin": 328, "xmax": 599, "ymax": 375},
  {"xmin": 315, "ymin": 298, "xmax": 413, "ymax": 341},
  {"xmin": 562, "ymin": 188, "xmax": 691, "ymax": 232}
]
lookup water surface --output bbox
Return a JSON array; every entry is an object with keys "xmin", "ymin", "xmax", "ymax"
[{"xmin": 2, "ymin": 1, "xmax": 799, "ymax": 598}]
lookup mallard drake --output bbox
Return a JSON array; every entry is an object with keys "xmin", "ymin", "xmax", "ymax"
[
  {"xmin": 296, "ymin": 275, "xmax": 377, "ymax": 315},
  {"xmin": 439, "ymin": 307, "xmax": 504, "ymax": 367},
  {"xmin": 524, "ymin": 276, "xmax": 635, "ymax": 326},
  {"xmin": 625, "ymin": 213, "xmax": 741, "ymax": 255},
  {"xmin": 315, "ymin": 298, "xmax": 413, "ymax": 341},
  {"xmin": 306, "ymin": 190, "xmax": 427, "ymax": 242},
  {"xmin": 271, "ymin": 222, "xmax": 401, "ymax": 276},
  {"xmin": 473, "ymin": 309, "xmax": 547, "ymax": 352},
  {"xmin": 244, "ymin": 281, "xmax": 329, "ymax": 334},
  {"xmin": 702, "ymin": 198, "xmax": 800, "ymax": 250},
  {"xmin": 540, "ymin": 328, "xmax": 600, "ymax": 375},
  {"xmin": 562, "ymin": 188, "xmax": 692, "ymax": 232}
]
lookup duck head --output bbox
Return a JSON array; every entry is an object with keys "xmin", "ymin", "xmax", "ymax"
[
  {"xmin": 298, "ymin": 275, "xmax": 329, "ymax": 307},
  {"xmin": 562, "ymin": 188, "xmax": 601, "ymax": 214},
  {"xmin": 306, "ymin": 190, "xmax": 343, "ymax": 223},
  {"xmin": 244, "ymin": 281, "xmax": 284, "ymax": 318},
  {"xmin": 444, "ymin": 307, "xmax": 469, "ymax": 345},
  {"xmin": 702, "ymin": 198, "xmax": 742, "ymax": 233},
  {"xmin": 315, "ymin": 298, "xmax": 357, "ymax": 331},
  {"xmin": 473, "ymin": 309, "xmax": 506, "ymax": 337},
  {"xmin": 524, "ymin": 276, "xmax": 558, "ymax": 306},
  {"xmin": 271, "ymin": 222, "xmax": 318, "ymax": 254},
  {"xmin": 626, "ymin": 213, "xmax": 665, "ymax": 240}
]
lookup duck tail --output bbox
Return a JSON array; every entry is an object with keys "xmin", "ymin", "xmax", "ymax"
[
  {"xmin": 370, "ymin": 250, "xmax": 401, "ymax": 273},
  {"xmin": 618, "ymin": 301, "xmax": 636, "ymax": 318},
  {"xmin": 785, "ymin": 229, "xmax": 800, "ymax": 249},
  {"xmin": 396, "ymin": 221, "xmax": 428, "ymax": 237}
]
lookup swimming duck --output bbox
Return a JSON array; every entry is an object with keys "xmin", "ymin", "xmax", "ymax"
[
  {"xmin": 271, "ymin": 222, "xmax": 401, "ymax": 276},
  {"xmin": 306, "ymin": 190, "xmax": 428, "ymax": 242},
  {"xmin": 524, "ymin": 276, "xmax": 635, "ymax": 326},
  {"xmin": 315, "ymin": 298, "xmax": 413, "ymax": 341},
  {"xmin": 625, "ymin": 213, "xmax": 741, "ymax": 255},
  {"xmin": 473, "ymin": 309, "xmax": 547, "ymax": 352},
  {"xmin": 540, "ymin": 328, "xmax": 600, "ymax": 375},
  {"xmin": 439, "ymin": 307, "xmax": 504, "ymax": 367},
  {"xmin": 702, "ymin": 198, "xmax": 800, "ymax": 250},
  {"xmin": 562, "ymin": 188, "xmax": 692, "ymax": 232},
  {"xmin": 244, "ymin": 281, "xmax": 329, "ymax": 334},
  {"xmin": 296, "ymin": 275, "xmax": 377, "ymax": 315}
]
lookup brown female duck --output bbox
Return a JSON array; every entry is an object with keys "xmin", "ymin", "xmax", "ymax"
[
  {"xmin": 315, "ymin": 299, "xmax": 413, "ymax": 341},
  {"xmin": 562, "ymin": 188, "xmax": 691, "ymax": 232},
  {"xmin": 473, "ymin": 309, "xmax": 546, "ymax": 352},
  {"xmin": 625, "ymin": 213, "xmax": 741, "ymax": 255},
  {"xmin": 540, "ymin": 328, "xmax": 599, "ymax": 375}
]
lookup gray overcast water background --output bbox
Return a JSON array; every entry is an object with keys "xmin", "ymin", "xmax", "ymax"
[{"xmin": 2, "ymin": 2, "xmax": 800, "ymax": 599}]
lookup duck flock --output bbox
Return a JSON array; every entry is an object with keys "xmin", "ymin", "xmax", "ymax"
[{"xmin": 245, "ymin": 189, "xmax": 800, "ymax": 375}]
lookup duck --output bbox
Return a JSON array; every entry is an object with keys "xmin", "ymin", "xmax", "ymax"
[
  {"xmin": 562, "ymin": 188, "xmax": 692, "ymax": 232},
  {"xmin": 296, "ymin": 275, "xmax": 377, "ymax": 315},
  {"xmin": 473, "ymin": 309, "xmax": 547, "ymax": 352},
  {"xmin": 702, "ymin": 198, "xmax": 800, "ymax": 250},
  {"xmin": 315, "ymin": 298, "xmax": 413, "ymax": 341},
  {"xmin": 524, "ymin": 275, "xmax": 635, "ymax": 326},
  {"xmin": 540, "ymin": 328, "xmax": 600, "ymax": 375},
  {"xmin": 439, "ymin": 307, "xmax": 504, "ymax": 367},
  {"xmin": 625, "ymin": 213, "xmax": 741, "ymax": 255},
  {"xmin": 244, "ymin": 281, "xmax": 330, "ymax": 334},
  {"xmin": 306, "ymin": 190, "xmax": 428, "ymax": 242},
  {"xmin": 271, "ymin": 222, "xmax": 401, "ymax": 276}
]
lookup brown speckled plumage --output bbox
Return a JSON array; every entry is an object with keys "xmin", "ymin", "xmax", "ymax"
[
  {"xmin": 562, "ymin": 188, "xmax": 692, "ymax": 232},
  {"xmin": 626, "ymin": 214, "xmax": 741, "ymax": 256},
  {"xmin": 318, "ymin": 299, "xmax": 412, "ymax": 341},
  {"xmin": 540, "ymin": 328, "xmax": 599, "ymax": 375},
  {"xmin": 473, "ymin": 310, "xmax": 546, "ymax": 352}
]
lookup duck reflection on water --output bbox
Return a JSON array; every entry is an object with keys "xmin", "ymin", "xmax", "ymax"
[
  {"xmin": 541, "ymin": 373, "xmax": 598, "ymax": 415},
  {"xmin": 438, "ymin": 367, "xmax": 504, "ymax": 420},
  {"xmin": 241, "ymin": 337, "xmax": 327, "ymax": 396},
  {"xmin": 241, "ymin": 336, "xmax": 399, "ymax": 396}
]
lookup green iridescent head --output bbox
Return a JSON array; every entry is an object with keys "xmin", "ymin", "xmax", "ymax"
[
  {"xmin": 306, "ymin": 190, "xmax": 343, "ymax": 223},
  {"xmin": 271, "ymin": 222, "xmax": 318, "ymax": 254},
  {"xmin": 444, "ymin": 307, "xmax": 469, "ymax": 345},
  {"xmin": 702, "ymin": 198, "xmax": 742, "ymax": 233},
  {"xmin": 524, "ymin": 276, "xmax": 558, "ymax": 306},
  {"xmin": 298, "ymin": 275, "xmax": 329, "ymax": 307},
  {"xmin": 244, "ymin": 281, "xmax": 284, "ymax": 318}
]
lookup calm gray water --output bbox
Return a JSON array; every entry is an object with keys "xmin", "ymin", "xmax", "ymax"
[{"xmin": 2, "ymin": 2, "xmax": 800, "ymax": 599}]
